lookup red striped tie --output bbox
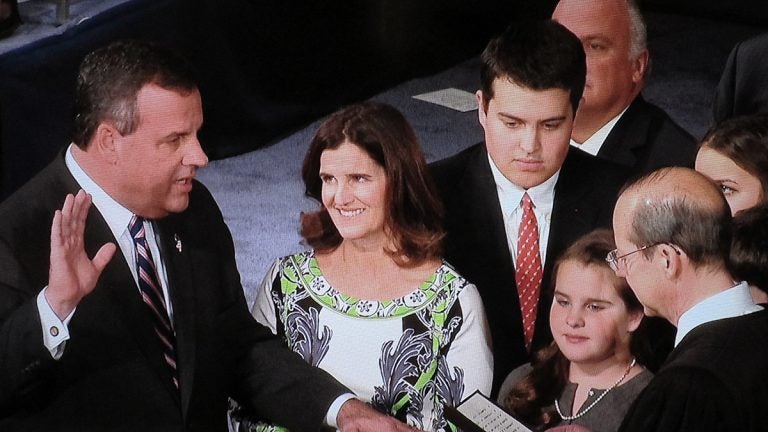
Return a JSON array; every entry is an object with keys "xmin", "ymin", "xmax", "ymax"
[
  {"xmin": 515, "ymin": 193, "xmax": 542, "ymax": 352},
  {"xmin": 129, "ymin": 215, "xmax": 179, "ymax": 389}
]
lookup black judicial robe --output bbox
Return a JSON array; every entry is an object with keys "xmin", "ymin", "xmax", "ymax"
[{"xmin": 619, "ymin": 309, "xmax": 768, "ymax": 432}]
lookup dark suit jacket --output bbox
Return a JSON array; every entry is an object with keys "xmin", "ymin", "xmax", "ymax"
[
  {"xmin": 713, "ymin": 33, "xmax": 768, "ymax": 124},
  {"xmin": 596, "ymin": 95, "xmax": 697, "ymax": 179},
  {"xmin": 619, "ymin": 309, "xmax": 768, "ymax": 432},
  {"xmin": 0, "ymin": 154, "xmax": 346, "ymax": 431},
  {"xmin": 430, "ymin": 144, "xmax": 627, "ymax": 396}
]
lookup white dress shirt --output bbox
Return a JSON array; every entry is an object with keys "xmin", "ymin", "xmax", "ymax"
[
  {"xmin": 569, "ymin": 106, "xmax": 629, "ymax": 156},
  {"xmin": 675, "ymin": 281, "xmax": 764, "ymax": 346},
  {"xmin": 488, "ymin": 153, "xmax": 558, "ymax": 267},
  {"xmin": 38, "ymin": 144, "xmax": 173, "ymax": 358}
]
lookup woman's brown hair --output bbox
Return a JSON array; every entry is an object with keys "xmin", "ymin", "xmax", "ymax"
[
  {"xmin": 300, "ymin": 101, "xmax": 444, "ymax": 266},
  {"xmin": 700, "ymin": 113, "xmax": 768, "ymax": 203}
]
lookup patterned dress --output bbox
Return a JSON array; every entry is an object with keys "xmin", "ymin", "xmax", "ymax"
[{"xmin": 242, "ymin": 250, "xmax": 493, "ymax": 432}]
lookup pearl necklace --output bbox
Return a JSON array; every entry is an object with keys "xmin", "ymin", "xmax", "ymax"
[{"xmin": 555, "ymin": 358, "xmax": 637, "ymax": 421}]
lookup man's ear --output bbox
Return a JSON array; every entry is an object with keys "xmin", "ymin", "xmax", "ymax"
[
  {"xmin": 93, "ymin": 123, "xmax": 118, "ymax": 164},
  {"xmin": 659, "ymin": 244, "xmax": 682, "ymax": 278},
  {"xmin": 476, "ymin": 90, "xmax": 488, "ymax": 130},
  {"xmin": 632, "ymin": 49, "xmax": 650, "ymax": 85}
]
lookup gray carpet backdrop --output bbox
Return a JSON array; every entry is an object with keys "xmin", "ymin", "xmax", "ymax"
[{"xmin": 196, "ymin": 12, "xmax": 766, "ymax": 307}]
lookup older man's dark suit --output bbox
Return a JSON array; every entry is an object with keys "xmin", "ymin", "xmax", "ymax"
[
  {"xmin": 0, "ymin": 154, "xmax": 346, "ymax": 431},
  {"xmin": 596, "ymin": 96, "xmax": 697, "ymax": 178},
  {"xmin": 431, "ymin": 144, "xmax": 626, "ymax": 396}
]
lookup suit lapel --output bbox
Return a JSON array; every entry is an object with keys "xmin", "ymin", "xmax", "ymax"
[
  {"xmin": 597, "ymin": 96, "xmax": 651, "ymax": 168},
  {"xmin": 548, "ymin": 157, "xmax": 596, "ymax": 267},
  {"xmin": 462, "ymin": 150, "xmax": 514, "ymax": 277},
  {"xmin": 453, "ymin": 148, "xmax": 527, "ymax": 344},
  {"xmin": 50, "ymin": 153, "xmax": 183, "ymax": 406},
  {"xmin": 156, "ymin": 217, "xmax": 196, "ymax": 419},
  {"xmin": 90, "ymin": 211, "xmax": 182, "ymax": 406},
  {"xmin": 536, "ymin": 150, "xmax": 607, "ymax": 346}
]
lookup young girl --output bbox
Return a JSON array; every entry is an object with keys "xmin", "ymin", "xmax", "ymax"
[{"xmin": 497, "ymin": 229, "xmax": 652, "ymax": 432}]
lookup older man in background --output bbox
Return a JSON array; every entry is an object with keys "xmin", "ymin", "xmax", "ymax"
[{"xmin": 553, "ymin": 0, "xmax": 696, "ymax": 177}]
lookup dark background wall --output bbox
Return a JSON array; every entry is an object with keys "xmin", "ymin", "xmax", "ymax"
[
  {"xmin": 177, "ymin": 0, "xmax": 557, "ymax": 157},
  {"xmin": 645, "ymin": 0, "xmax": 767, "ymax": 26},
  {"xmin": 1, "ymin": 0, "xmax": 765, "ymax": 198},
  {"xmin": 0, "ymin": 0, "xmax": 556, "ymax": 198}
]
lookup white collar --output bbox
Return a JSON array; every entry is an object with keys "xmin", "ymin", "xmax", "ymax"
[
  {"xmin": 675, "ymin": 281, "xmax": 763, "ymax": 346},
  {"xmin": 569, "ymin": 106, "xmax": 629, "ymax": 156},
  {"xmin": 65, "ymin": 144, "xmax": 135, "ymax": 240},
  {"xmin": 487, "ymin": 152, "xmax": 559, "ymax": 217}
]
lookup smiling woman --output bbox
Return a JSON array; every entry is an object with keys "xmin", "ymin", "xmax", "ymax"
[
  {"xmin": 498, "ymin": 229, "xmax": 653, "ymax": 432},
  {"xmin": 317, "ymin": 142, "xmax": 388, "ymax": 251},
  {"xmin": 231, "ymin": 102, "xmax": 493, "ymax": 432}
]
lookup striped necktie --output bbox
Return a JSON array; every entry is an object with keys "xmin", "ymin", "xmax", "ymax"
[
  {"xmin": 128, "ymin": 215, "xmax": 179, "ymax": 389},
  {"xmin": 515, "ymin": 193, "xmax": 542, "ymax": 352}
]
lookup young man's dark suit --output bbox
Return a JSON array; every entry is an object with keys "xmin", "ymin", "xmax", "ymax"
[
  {"xmin": 619, "ymin": 309, "xmax": 768, "ymax": 432},
  {"xmin": 596, "ymin": 95, "xmax": 697, "ymax": 178},
  {"xmin": 431, "ymin": 144, "xmax": 627, "ymax": 396},
  {"xmin": 0, "ymin": 153, "xmax": 347, "ymax": 431}
]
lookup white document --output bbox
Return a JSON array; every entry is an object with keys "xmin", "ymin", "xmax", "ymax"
[
  {"xmin": 448, "ymin": 391, "xmax": 533, "ymax": 432},
  {"xmin": 412, "ymin": 88, "xmax": 478, "ymax": 112}
]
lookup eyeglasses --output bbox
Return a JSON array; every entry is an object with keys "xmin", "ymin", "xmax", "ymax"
[{"xmin": 606, "ymin": 242, "xmax": 667, "ymax": 272}]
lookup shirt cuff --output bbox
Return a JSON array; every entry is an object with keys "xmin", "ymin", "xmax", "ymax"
[
  {"xmin": 325, "ymin": 393, "xmax": 356, "ymax": 428},
  {"xmin": 37, "ymin": 288, "xmax": 74, "ymax": 360}
]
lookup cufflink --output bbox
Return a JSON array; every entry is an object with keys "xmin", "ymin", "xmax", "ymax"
[
  {"xmin": 174, "ymin": 234, "xmax": 182, "ymax": 253},
  {"xmin": 50, "ymin": 326, "xmax": 59, "ymax": 337}
]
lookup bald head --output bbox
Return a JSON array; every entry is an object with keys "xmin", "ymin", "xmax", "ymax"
[
  {"xmin": 553, "ymin": 0, "xmax": 646, "ymax": 58},
  {"xmin": 615, "ymin": 167, "xmax": 732, "ymax": 268},
  {"xmin": 621, "ymin": 167, "xmax": 727, "ymax": 212}
]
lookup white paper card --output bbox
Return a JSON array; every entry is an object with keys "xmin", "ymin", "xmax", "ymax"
[
  {"xmin": 412, "ymin": 88, "xmax": 478, "ymax": 112},
  {"xmin": 456, "ymin": 391, "xmax": 532, "ymax": 432}
]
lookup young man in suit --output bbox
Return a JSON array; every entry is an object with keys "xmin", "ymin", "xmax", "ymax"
[
  {"xmin": 611, "ymin": 167, "xmax": 768, "ymax": 431},
  {"xmin": 431, "ymin": 20, "xmax": 629, "ymax": 397},
  {"xmin": 0, "ymin": 40, "xmax": 414, "ymax": 432},
  {"xmin": 552, "ymin": 0, "xmax": 696, "ymax": 178}
]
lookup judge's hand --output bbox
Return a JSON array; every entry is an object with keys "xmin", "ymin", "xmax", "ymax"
[
  {"xmin": 337, "ymin": 399, "xmax": 421, "ymax": 432},
  {"xmin": 46, "ymin": 190, "xmax": 116, "ymax": 319}
]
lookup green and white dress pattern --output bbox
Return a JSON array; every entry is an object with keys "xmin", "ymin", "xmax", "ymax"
[{"xmin": 241, "ymin": 250, "xmax": 492, "ymax": 432}]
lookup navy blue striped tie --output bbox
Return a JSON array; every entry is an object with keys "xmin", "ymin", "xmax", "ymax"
[{"xmin": 129, "ymin": 215, "xmax": 179, "ymax": 389}]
